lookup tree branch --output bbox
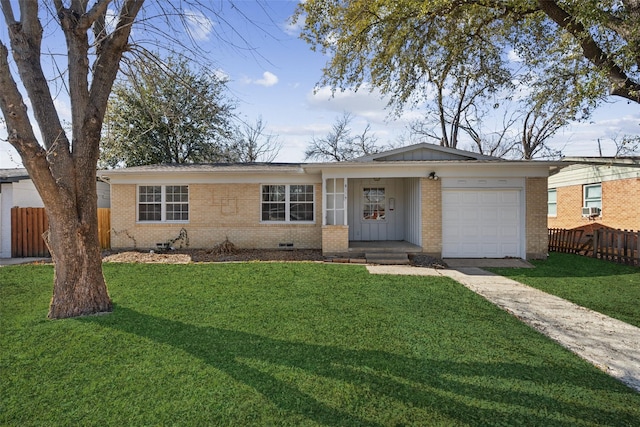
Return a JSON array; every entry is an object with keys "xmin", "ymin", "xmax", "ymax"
[
  {"xmin": 6, "ymin": 2, "xmax": 70, "ymax": 157},
  {"xmin": 0, "ymin": 40, "xmax": 60, "ymax": 202},
  {"xmin": 537, "ymin": 0, "xmax": 640, "ymax": 102}
]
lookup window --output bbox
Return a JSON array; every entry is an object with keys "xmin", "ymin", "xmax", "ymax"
[
  {"xmin": 547, "ymin": 189, "xmax": 557, "ymax": 216},
  {"xmin": 138, "ymin": 185, "xmax": 189, "ymax": 222},
  {"xmin": 363, "ymin": 187, "xmax": 385, "ymax": 220},
  {"xmin": 261, "ymin": 184, "xmax": 314, "ymax": 222},
  {"xmin": 584, "ymin": 184, "xmax": 602, "ymax": 210}
]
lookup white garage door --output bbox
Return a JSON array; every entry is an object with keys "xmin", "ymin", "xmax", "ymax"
[{"xmin": 442, "ymin": 190, "xmax": 522, "ymax": 258}]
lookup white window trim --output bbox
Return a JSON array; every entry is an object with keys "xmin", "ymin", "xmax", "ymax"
[
  {"xmin": 260, "ymin": 184, "xmax": 315, "ymax": 224},
  {"xmin": 547, "ymin": 188, "xmax": 557, "ymax": 217},
  {"xmin": 137, "ymin": 185, "xmax": 189, "ymax": 223},
  {"xmin": 583, "ymin": 183, "xmax": 602, "ymax": 214}
]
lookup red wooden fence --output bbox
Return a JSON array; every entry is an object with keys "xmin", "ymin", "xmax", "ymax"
[
  {"xmin": 548, "ymin": 227, "xmax": 639, "ymax": 266},
  {"xmin": 11, "ymin": 207, "xmax": 111, "ymax": 257}
]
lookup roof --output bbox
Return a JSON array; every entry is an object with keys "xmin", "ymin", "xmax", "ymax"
[
  {"xmin": 0, "ymin": 168, "xmax": 29, "ymax": 183},
  {"xmin": 101, "ymin": 163, "xmax": 304, "ymax": 175},
  {"xmin": 356, "ymin": 142, "xmax": 501, "ymax": 162},
  {"xmin": 101, "ymin": 144, "xmax": 561, "ymax": 178},
  {"xmin": 561, "ymin": 157, "xmax": 640, "ymax": 167}
]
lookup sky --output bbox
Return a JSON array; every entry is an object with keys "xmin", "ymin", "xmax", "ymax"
[{"xmin": 1, "ymin": 0, "xmax": 639, "ymax": 169}]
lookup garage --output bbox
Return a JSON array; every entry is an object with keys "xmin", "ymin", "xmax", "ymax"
[{"xmin": 442, "ymin": 189, "xmax": 523, "ymax": 258}]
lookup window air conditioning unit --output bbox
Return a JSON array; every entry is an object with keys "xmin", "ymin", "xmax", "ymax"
[{"xmin": 582, "ymin": 206, "xmax": 601, "ymax": 217}]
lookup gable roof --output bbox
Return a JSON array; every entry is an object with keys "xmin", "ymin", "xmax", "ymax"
[{"xmin": 356, "ymin": 142, "xmax": 501, "ymax": 162}]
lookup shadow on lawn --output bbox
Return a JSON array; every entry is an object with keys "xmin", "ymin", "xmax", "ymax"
[{"xmin": 80, "ymin": 306, "xmax": 639, "ymax": 426}]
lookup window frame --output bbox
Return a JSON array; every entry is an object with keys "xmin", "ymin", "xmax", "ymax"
[
  {"xmin": 547, "ymin": 188, "xmax": 557, "ymax": 217},
  {"xmin": 137, "ymin": 185, "xmax": 189, "ymax": 223},
  {"xmin": 260, "ymin": 184, "xmax": 315, "ymax": 223},
  {"xmin": 362, "ymin": 187, "xmax": 387, "ymax": 222},
  {"xmin": 583, "ymin": 183, "xmax": 602, "ymax": 213}
]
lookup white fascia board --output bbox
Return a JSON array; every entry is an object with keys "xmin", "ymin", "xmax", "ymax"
[
  {"xmin": 315, "ymin": 162, "xmax": 551, "ymax": 179},
  {"xmin": 106, "ymin": 170, "xmax": 321, "ymax": 185}
]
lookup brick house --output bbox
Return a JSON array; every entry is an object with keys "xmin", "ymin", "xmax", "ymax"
[
  {"xmin": 102, "ymin": 143, "xmax": 555, "ymax": 260},
  {"xmin": 548, "ymin": 157, "xmax": 640, "ymax": 232}
]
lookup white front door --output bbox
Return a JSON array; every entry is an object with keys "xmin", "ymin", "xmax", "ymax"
[{"xmin": 349, "ymin": 179, "xmax": 403, "ymax": 241}]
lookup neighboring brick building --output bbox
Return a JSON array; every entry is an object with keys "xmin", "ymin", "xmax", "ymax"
[
  {"xmin": 548, "ymin": 157, "xmax": 640, "ymax": 232},
  {"xmin": 103, "ymin": 143, "xmax": 556, "ymax": 260}
]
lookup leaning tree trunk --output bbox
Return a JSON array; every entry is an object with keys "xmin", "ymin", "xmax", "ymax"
[{"xmin": 45, "ymin": 184, "xmax": 112, "ymax": 319}]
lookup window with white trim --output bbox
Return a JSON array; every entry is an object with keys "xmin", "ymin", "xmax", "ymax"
[
  {"xmin": 583, "ymin": 183, "xmax": 602, "ymax": 210},
  {"xmin": 261, "ymin": 184, "xmax": 314, "ymax": 222},
  {"xmin": 138, "ymin": 185, "xmax": 189, "ymax": 222},
  {"xmin": 547, "ymin": 189, "xmax": 557, "ymax": 216},
  {"xmin": 363, "ymin": 187, "xmax": 386, "ymax": 221}
]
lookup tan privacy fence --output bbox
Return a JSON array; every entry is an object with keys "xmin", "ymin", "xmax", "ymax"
[{"xmin": 11, "ymin": 207, "xmax": 111, "ymax": 257}]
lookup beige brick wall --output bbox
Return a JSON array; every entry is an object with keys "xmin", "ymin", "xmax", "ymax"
[
  {"xmin": 321, "ymin": 225, "xmax": 349, "ymax": 254},
  {"xmin": 420, "ymin": 177, "xmax": 442, "ymax": 256},
  {"xmin": 110, "ymin": 183, "xmax": 322, "ymax": 250},
  {"xmin": 526, "ymin": 177, "xmax": 548, "ymax": 259},
  {"xmin": 549, "ymin": 178, "xmax": 640, "ymax": 231}
]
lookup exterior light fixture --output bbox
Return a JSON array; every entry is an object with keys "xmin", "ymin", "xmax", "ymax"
[{"xmin": 428, "ymin": 171, "xmax": 439, "ymax": 180}]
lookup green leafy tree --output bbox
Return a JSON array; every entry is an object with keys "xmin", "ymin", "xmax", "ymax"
[
  {"xmin": 296, "ymin": 1, "xmax": 639, "ymax": 156},
  {"xmin": 101, "ymin": 54, "xmax": 236, "ymax": 168},
  {"xmin": 296, "ymin": 1, "xmax": 639, "ymax": 105}
]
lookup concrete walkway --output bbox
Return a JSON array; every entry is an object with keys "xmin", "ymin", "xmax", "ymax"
[
  {"xmin": 367, "ymin": 264, "xmax": 640, "ymax": 393},
  {"xmin": 0, "ymin": 257, "xmax": 50, "ymax": 266}
]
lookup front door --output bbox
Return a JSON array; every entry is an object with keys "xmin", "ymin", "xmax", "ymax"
[{"xmin": 349, "ymin": 178, "xmax": 403, "ymax": 241}]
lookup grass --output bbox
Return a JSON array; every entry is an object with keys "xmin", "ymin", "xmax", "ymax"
[
  {"xmin": 2, "ymin": 262, "xmax": 640, "ymax": 426},
  {"xmin": 489, "ymin": 252, "xmax": 640, "ymax": 328}
]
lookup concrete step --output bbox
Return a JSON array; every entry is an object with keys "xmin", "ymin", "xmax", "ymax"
[{"xmin": 365, "ymin": 252, "xmax": 410, "ymax": 265}]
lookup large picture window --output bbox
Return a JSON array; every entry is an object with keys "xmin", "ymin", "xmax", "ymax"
[
  {"xmin": 261, "ymin": 184, "xmax": 314, "ymax": 222},
  {"xmin": 138, "ymin": 185, "xmax": 189, "ymax": 222}
]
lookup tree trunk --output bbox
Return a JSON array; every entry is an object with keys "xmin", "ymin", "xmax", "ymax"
[{"xmin": 46, "ymin": 194, "xmax": 112, "ymax": 319}]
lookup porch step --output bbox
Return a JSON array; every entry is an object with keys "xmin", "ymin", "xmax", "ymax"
[{"xmin": 365, "ymin": 252, "xmax": 410, "ymax": 265}]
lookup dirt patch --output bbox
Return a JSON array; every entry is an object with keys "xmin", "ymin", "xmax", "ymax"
[{"xmin": 102, "ymin": 249, "xmax": 325, "ymax": 264}]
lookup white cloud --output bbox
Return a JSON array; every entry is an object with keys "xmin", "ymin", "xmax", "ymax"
[
  {"xmin": 246, "ymin": 71, "xmax": 279, "ymax": 87},
  {"xmin": 548, "ymin": 103, "xmax": 640, "ymax": 157},
  {"xmin": 212, "ymin": 68, "xmax": 230, "ymax": 82},
  {"xmin": 184, "ymin": 9, "xmax": 214, "ymax": 41},
  {"xmin": 54, "ymin": 98, "xmax": 72, "ymax": 123},
  {"xmin": 507, "ymin": 49, "xmax": 523, "ymax": 63},
  {"xmin": 307, "ymin": 85, "xmax": 389, "ymax": 123},
  {"xmin": 283, "ymin": 13, "xmax": 305, "ymax": 36}
]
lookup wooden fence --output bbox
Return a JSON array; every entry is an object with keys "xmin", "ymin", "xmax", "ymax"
[
  {"xmin": 548, "ymin": 227, "xmax": 640, "ymax": 266},
  {"xmin": 11, "ymin": 207, "xmax": 111, "ymax": 257}
]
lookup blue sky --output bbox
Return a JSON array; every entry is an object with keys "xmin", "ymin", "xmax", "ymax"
[{"xmin": 1, "ymin": 0, "xmax": 639, "ymax": 168}]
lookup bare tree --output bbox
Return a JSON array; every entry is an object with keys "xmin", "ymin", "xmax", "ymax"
[
  {"xmin": 611, "ymin": 135, "xmax": 640, "ymax": 157},
  {"xmin": 229, "ymin": 116, "xmax": 282, "ymax": 163},
  {"xmin": 0, "ymin": 1, "xmax": 147, "ymax": 318},
  {"xmin": 305, "ymin": 112, "xmax": 383, "ymax": 161},
  {"xmin": 0, "ymin": 1, "xmax": 264, "ymax": 319}
]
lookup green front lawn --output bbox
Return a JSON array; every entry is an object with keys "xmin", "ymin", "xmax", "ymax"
[
  {"xmin": 2, "ymin": 262, "xmax": 639, "ymax": 426},
  {"xmin": 489, "ymin": 252, "xmax": 640, "ymax": 328}
]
